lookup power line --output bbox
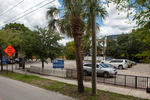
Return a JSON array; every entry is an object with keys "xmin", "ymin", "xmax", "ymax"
[
  {"xmin": 0, "ymin": 0, "xmax": 24, "ymax": 17},
  {"xmin": 3, "ymin": 0, "xmax": 48, "ymax": 24},
  {"xmin": 0, "ymin": 0, "xmax": 5, "ymax": 6},
  {"xmin": 0, "ymin": 0, "xmax": 55, "ymax": 27}
]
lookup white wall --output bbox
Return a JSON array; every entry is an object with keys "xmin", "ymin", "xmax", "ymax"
[{"xmin": 84, "ymin": 56, "xmax": 105, "ymax": 61}]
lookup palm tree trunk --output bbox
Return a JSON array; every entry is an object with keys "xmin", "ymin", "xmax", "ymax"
[
  {"xmin": 74, "ymin": 34, "xmax": 84, "ymax": 93},
  {"xmin": 91, "ymin": 7, "xmax": 97, "ymax": 95}
]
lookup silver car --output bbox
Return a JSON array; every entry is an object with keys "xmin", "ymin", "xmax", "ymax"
[{"xmin": 83, "ymin": 62, "xmax": 117, "ymax": 78}]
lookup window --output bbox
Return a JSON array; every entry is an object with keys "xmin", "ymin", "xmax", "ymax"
[
  {"xmin": 99, "ymin": 64, "xmax": 107, "ymax": 68},
  {"xmin": 97, "ymin": 64, "xmax": 99, "ymax": 68},
  {"xmin": 115, "ymin": 60, "xmax": 123, "ymax": 63},
  {"xmin": 110, "ymin": 60, "xmax": 116, "ymax": 63},
  {"xmin": 112, "ymin": 36, "xmax": 115, "ymax": 39},
  {"xmin": 84, "ymin": 64, "xmax": 92, "ymax": 67}
]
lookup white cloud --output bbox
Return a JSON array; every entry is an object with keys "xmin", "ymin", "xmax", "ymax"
[
  {"xmin": 97, "ymin": 3, "xmax": 137, "ymax": 37},
  {"xmin": 0, "ymin": 0, "xmax": 61, "ymax": 30}
]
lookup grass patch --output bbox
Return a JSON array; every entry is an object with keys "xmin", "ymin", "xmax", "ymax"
[{"xmin": 0, "ymin": 71, "xmax": 149, "ymax": 100}]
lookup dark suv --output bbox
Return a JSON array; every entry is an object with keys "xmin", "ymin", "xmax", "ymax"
[{"xmin": 8, "ymin": 58, "xmax": 16, "ymax": 64}]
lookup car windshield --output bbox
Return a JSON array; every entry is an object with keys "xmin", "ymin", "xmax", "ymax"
[
  {"xmin": 99, "ymin": 64, "xmax": 108, "ymax": 68},
  {"xmin": 107, "ymin": 64, "xmax": 113, "ymax": 67},
  {"xmin": 103, "ymin": 64, "xmax": 110, "ymax": 67}
]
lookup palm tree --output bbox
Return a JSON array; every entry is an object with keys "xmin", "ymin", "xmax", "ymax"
[
  {"xmin": 84, "ymin": 0, "xmax": 108, "ymax": 95},
  {"xmin": 46, "ymin": 0, "xmax": 108, "ymax": 93},
  {"xmin": 47, "ymin": 0, "xmax": 85, "ymax": 93}
]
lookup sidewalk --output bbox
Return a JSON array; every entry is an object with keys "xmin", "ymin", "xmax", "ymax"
[{"xmin": 7, "ymin": 68, "xmax": 150, "ymax": 99}]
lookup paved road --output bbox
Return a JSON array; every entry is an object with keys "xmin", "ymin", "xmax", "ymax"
[{"xmin": 0, "ymin": 76, "xmax": 75, "ymax": 100}]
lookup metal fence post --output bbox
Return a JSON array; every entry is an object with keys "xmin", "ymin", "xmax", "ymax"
[
  {"xmin": 66, "ymin": 69, "xmax": 68, "ymax": 78},
  {"xmin": 114, "ymin": 74, "xmax": 116, "ymax": 85},
  {"xmin": 135, "ymin": 76, "xmax": 137, "ymax": 89},
  {"xmin": 147, "ymin": 77, "xmax": 148, "ymax": 89},
  {"xmin": 124, "ymin": 75, "xmax": 126, "ymax": 87},
  {"xmin": 71, "ymin": 69, "xmax": 72, "ymax": 78},
  {"xmin": 103, "ymin": 77, "xmax": 105, "ymax": 83}
]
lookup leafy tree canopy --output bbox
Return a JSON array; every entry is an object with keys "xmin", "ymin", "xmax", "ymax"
[
  {"xmin": 64, "ymin": 41, "xmax": 75, "ymax": 60},
  {"xmin": 2, "ymin": 22, "xmax": 30, "ymax": 32},
  {"xmin": 20, "ymin": 26, "xmax": 64, "ymax": 67}
]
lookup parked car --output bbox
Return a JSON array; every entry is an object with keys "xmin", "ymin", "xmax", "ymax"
[
  {"xmin": 83, "ymin": 62, "xmax": 117, "ymax": 78},
  {"xmin": 8, "ymin": 58, "xmax": 16, "ymax": 64},
  {"xmin": 130, "ymin": 60, "xmax": 137, "ymax": 65},
  {"xmin": 125, "ymin": 59, "xmax": 133, "ymax": 68},
  {"xmin": 101, "ymin": 59, "xmax": 128, "ymax": 69},
  {"xmin": 15, "ymin": 58, "xmax": 20, "ymax": 63}
]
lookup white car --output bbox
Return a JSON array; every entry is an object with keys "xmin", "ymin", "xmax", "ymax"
[
  {"xmin": 102, "ymin": 59, "xmax": 128, "ymax": 69},
  {"xmin": 83, "ymin": 62, "xmax": 117, "ymax": 78}
]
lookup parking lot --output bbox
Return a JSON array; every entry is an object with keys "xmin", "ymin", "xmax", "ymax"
[
  {"xmin": 3, "ymin": 60, "xmax": 150, "ymax": 77},
  {"xmin": 20, "ymin": 60, "xmax": 150, "ymax": 77}
]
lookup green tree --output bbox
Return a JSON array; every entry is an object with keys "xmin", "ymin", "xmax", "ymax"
[
  {"xmin": 19, "ymin": 30, "xmax": 39, "ymax": 60},
  {"xmin": 106, "ymin": 39, "xmax": 118, "ymax": 57},
  {"xmin": 19, "ymin": 26, "xmax": 63, "ymax": 68},
  {"xmin": 117, "ymin": 34, "xmax": 130, "ymax": 57},
  {"xmin": 3, "ymin": 22, "xmax": 30, "ymax": 32},
  {"xmin": 130, "ymin": 22, "xmax": 150, "ymax": 63},
  {"xmin": 64, "ymin": 41, "xmax": 75, "ymax": 60},
  {"xmin": 34, "ymin": 26, "xmax": 63, "ymax": 68},
  {"xmin": 2, "ymin": 23, "xmax": 31, "ymax": 58},
  {"xmin": 81, "ymin": 35, "xmax": 91, "ymax": 56},
  {"xmin": 0, "ymin": 29, "xmax": 19, "ymax": 70}
]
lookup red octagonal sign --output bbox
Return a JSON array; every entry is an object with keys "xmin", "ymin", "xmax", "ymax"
[{"xmin": 4, "ymin": 45, "xmax": 16, "ymax": 57}]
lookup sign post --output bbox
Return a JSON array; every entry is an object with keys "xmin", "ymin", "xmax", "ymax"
[{"xmin": 4, "ymin": 45, "xmax": 16, "ymax": 73}]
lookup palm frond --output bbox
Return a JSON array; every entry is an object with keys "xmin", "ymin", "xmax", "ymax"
[{"xmin": 46, "ymin": 7, "xmax": 59, "ymax": 19}]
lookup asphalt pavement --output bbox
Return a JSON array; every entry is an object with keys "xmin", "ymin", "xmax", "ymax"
[{"xmin": 0, "ymin": 75, "xmax": 76, "ymax": 100}]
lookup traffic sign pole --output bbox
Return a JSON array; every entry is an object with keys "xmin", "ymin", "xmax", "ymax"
[
  {"xmin": 12, "ymin": 55, "xmax": 13, "ymax": 73},
  {"xmin": 6, "ymin": 55, "xmax": 8, "ymax": 74},
  {"xmin": 4, "ymin": 45, "xmax": 16, "ymax": 74}
]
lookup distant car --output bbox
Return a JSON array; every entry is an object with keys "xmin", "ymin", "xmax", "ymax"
[
  {"xmin": 15, "ymin": 58, "xmax": 20, "ymax": 63},
  {"xmin": 125, "ymin": 59, "xmax": 137, "ymax": 67},
  {"xmin": 8, "ymin": 58, "xmax": 16, "ymax": 64},
  {"xmin": 83, "ymin": 62, "xmax": 117, "ymax": 78},
  {"xmin": 125, "ymin": 59, "xmax": 133, "ymax": 68},
  {"xmin": 130, "ymin": 60, "xmax": 137, "ymax": 65},
  {"xmin": 101, "ymin": 59, "xmax": 128, "ymax": 69}
]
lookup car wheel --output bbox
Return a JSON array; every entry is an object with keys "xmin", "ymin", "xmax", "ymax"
[
  {"xmin": 103, "ymin": 72, "xmax": 109, "ymax": 78},
  {"xmin": 84, "ymin": 70, "xmax": 88, "ymax": 76},
  {"xmin": 118, "ymin": 65, "xmax": 123, "ymax": 69}
]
